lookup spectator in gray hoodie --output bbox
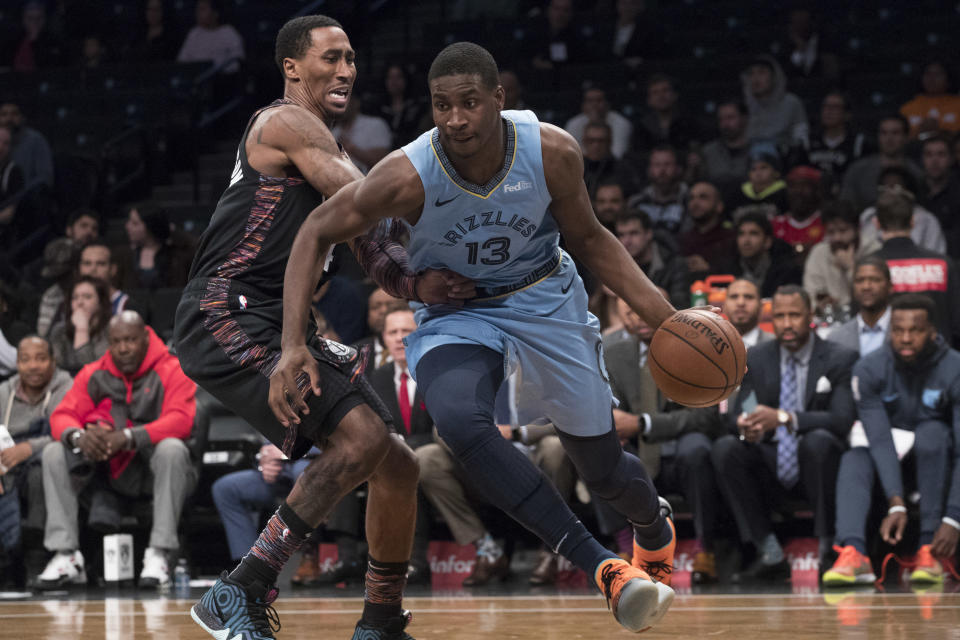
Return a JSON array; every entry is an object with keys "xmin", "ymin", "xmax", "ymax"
[
  {"xmin": 0, "ymin": 336, "xmax": 72, "ymax": 575},
  {"xmin": 742, "ymin": 55, "xmax": 809, "ymax": 149}
]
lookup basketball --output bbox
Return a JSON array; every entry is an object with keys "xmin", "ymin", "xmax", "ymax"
[{"xmin": 648, "ymin": 309, "xmax": 747, "ymax": 408}]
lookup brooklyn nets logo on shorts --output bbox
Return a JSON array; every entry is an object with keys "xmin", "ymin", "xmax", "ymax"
[{"xmin": 320, "ymin": 338, "xmax": 358, "ymax": 365}]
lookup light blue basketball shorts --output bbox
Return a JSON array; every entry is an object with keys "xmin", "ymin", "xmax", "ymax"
[{"xmin": 404, "ymin": 250, "xmax": 616, "ymax": 437}]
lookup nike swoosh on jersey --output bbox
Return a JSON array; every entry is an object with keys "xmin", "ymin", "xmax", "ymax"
[
  {"xmin": 560, "ymin": 274, "xmax": 576, "ymax": 294},
  {"xmin": 434, "ymin": 195, "xmax": 460, "ymax": 207}
]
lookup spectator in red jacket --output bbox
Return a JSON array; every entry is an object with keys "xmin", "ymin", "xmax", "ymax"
[{"xmin": 36, "ymin": 311, "xmax": 197, "ymax": 589}]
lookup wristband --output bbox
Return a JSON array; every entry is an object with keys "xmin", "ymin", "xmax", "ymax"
[
  {"xmin": 123, "ymin": 429, "xmax": 135, "ymax": 449},
  {"xmin": 943, "ymin": 517, "xmax": 960, "ymax": 532},
  {"xmin": 887, "ymin": 505, "xmax": 907, "ymax": 515}
]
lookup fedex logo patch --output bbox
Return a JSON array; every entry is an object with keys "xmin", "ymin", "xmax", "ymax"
[
  {"xmin": 888, "ymin": 258, "xmax": 948, "ymax": 292},
  {"xmin": 503, "ymin": 180, "xmax": 532, "ymax": 193}
]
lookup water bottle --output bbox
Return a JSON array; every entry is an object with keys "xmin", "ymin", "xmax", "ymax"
[
  {"xmin": 690, "ymin": 280, "xmax": 707, "ymax": 307},
  {"xmin": 174, "ymin": 558, "xmax": 190, "ymax": 595}
]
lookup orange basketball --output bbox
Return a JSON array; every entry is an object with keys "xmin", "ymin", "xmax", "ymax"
[{"xmin": 648, "ymin": 309, "xmax": 747, "ymax": 408}]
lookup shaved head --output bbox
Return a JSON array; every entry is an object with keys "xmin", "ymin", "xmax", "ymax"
[{"xmin": 110, "ymin": 310, "xmax": 146, "ymax": 332}]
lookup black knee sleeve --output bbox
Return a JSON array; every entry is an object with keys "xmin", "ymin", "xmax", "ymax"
[{"xmin": 558, "ymin": 427, "xmax": 659, "ymax": 525}]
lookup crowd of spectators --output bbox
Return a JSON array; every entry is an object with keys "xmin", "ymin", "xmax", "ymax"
[{"xmin": 0, "ymin": 0, "xmax": 958, "ymax": 593}]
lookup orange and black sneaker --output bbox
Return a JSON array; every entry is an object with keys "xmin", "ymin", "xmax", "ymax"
[
  {"xmin": 910, "ymin": 545, "xmax": 944, "ymax": 584},
  {"xmin": 632, "ymin": 497, "xmax": 676, "ymax": 586},
  {"xmin": 595, "ymin": 558, "xmax": 674, "ymax": 633},
  {"xmin": 822, "ymin": 545, "xmax": 875, "ymax": 586}
]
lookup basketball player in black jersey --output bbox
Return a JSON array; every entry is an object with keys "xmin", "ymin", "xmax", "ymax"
[{"xmin": 174, "ymin": 15, "xmax": 471, "ymax": 640}]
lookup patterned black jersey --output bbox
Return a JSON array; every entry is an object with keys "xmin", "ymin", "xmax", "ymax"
[{"xmin": 189, "ymin": 99, "xmax": 325, "ymax": 299}]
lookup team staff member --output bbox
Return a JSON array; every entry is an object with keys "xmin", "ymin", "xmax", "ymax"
[{"xmin": 824, "ymin": 294, "xmax": 960, "ymax": 585}]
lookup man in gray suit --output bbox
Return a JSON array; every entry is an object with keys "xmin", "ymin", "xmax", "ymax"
[
  {"xmin": 827, "ymin": 256, "xmax": 892, "ymax": 356},
  {"xmin": 604, "ymin": 297, "xmax": 727, "ymax": 583},
  {"xmin": 712, "ymin": 285, "xmax": 859, "ymax": 581}
]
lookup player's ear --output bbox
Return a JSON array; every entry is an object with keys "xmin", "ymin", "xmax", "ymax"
[
  {"xmin": 494, "ymin": 85, "xmax": 505, "ymax": 110},
  {"xmin": 283, "ymin": 57, "xmax": 300, "ymax": 82}
]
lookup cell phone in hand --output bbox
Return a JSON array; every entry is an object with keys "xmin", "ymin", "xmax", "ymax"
[{"xmin": 740, "ymin": 390, "xmax": 758, "ymax": 415}]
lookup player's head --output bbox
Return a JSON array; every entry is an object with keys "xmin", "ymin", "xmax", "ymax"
[
  {"xmin": 890, "ymin": 293, "xmax": 938, "ymax": 365},
  {"xmin": 275, "ymin": 15, "xmax": 355, "ymax": 120},
  {"xmin": 427, "ymin": 42, "xmax": 504, "ymax": 159}
]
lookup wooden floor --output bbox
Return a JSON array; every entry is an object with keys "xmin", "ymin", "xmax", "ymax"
[{"xmin": 3, "ymin": 589, "xmax": 958, "ymax": 639}]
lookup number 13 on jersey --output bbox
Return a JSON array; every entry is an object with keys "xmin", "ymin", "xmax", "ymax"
[{"xmin": 465, "ymin": 237, "xmax": 511, "ymax": 265}]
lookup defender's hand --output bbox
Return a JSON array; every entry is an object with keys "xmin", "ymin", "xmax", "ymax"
[
  {"xmin": 269, "ymin": 345, "xmax": 322, "ymax": 427},
  {"xmin": 416, "ymin": 269, "xmax": 476, "ymax": 305}
]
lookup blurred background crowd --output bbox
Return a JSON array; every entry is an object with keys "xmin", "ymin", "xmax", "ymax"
[{"xmin": 0, "ymin": 0, "xmax": 959, "ymax": 593}]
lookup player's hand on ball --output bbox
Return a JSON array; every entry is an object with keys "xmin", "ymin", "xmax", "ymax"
[
  {"xmin": 879, "ymin": 510, "xmax": 908, "ymax": 545},
  {"xmin": 269, "ymin": 345, "xmax": 322, "ymax": 427},
  {"xmin": 416, "ymin": 269, "xmax": 475, "ymax": 305},
  {"xmin": 688, "ymin": 305, "xmax": 722, "ymax": 316}
]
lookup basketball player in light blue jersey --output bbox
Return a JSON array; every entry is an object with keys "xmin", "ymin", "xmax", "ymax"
[{"xmin": 272, "ymin": 43, "xmax": 679, "ymax": 634}]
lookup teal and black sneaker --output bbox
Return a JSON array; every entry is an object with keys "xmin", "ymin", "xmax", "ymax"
[
  {"xmin": 190, "ymin": 571, "xmax": 281, "ymax": 639},
  {"xmin": 351, "ymin": 610, "xmax": 415, "ymax": 639}
]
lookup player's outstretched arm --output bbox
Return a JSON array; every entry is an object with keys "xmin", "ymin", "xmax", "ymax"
[
  {"xmin": 269, "ymin": 151, "xmax": 424, "ymax": 426},
  {"xmin": 541, "ymin": 124, "xmax": 675, "ymax": 329}
]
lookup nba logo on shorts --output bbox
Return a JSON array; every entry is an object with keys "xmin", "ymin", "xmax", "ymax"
[{"xmin": 238, "ymin": 295, "xmax": 248, "ymax": 309}]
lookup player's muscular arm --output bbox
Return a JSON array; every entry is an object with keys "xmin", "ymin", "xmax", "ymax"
[
  {"xmin": 248, "ymin": 105, "xmax": 363, "ymax": 195},
  {"xmin": 541, "ymin": 124, "xmax": 675, "ymax": 329},
  {"xmin": 281, "ymin": 152, "xmax": 424, "ymax": 350},
  {"xmin": 271, "ymin": 153, "xmax": 425, "ymax": 425},
  {"xmin": 253, "ymin": 106, "xmax": 465, "ymax": 303}
]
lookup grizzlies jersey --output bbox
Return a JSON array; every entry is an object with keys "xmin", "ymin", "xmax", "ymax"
[{"xmin": 400, "ymin": 110, "xmax": 559, "ymax": 287}]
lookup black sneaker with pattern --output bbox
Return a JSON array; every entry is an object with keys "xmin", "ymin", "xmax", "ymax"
[
  {"xmin": 351, "ymin": 609, "xmax": 415, "ymax": 640},
  {"xmin": 190, "ymin": 571, "xmax": 281, "ymax": 639}
]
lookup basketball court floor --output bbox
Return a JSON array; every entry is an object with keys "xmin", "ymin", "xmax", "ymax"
[{"xmin": 4, "ymin": 583, "xmax": 958, "ymax": 639}]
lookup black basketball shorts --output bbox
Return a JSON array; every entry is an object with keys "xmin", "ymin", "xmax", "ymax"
[{"xmin": 174, "ymin": 278, "xmax": 393, "ymax": 460}]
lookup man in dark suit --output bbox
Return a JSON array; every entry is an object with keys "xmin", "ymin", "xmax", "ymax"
[
  {"xmin": 604, "ymin": 296, "xmax": 727, "ymax": 583},
  {"xmin": 367, "ymin": 309, "xmax": 434, "ymax": 450},
  {"xmin": 712, "ymin": 285, "xmax": 858, "ymax": 581},
  {"xmin": 827, "ymin": 256, "xmax": 892, "ymax": 356}
]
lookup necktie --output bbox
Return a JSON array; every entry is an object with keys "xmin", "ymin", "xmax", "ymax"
[
  {"xmin": 398, "ymin": 371, "xmax": 411, "ymax": 435},
  {"xmin": 777, "ymin": 356, "xmax": 800, "ymax": 489}
]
